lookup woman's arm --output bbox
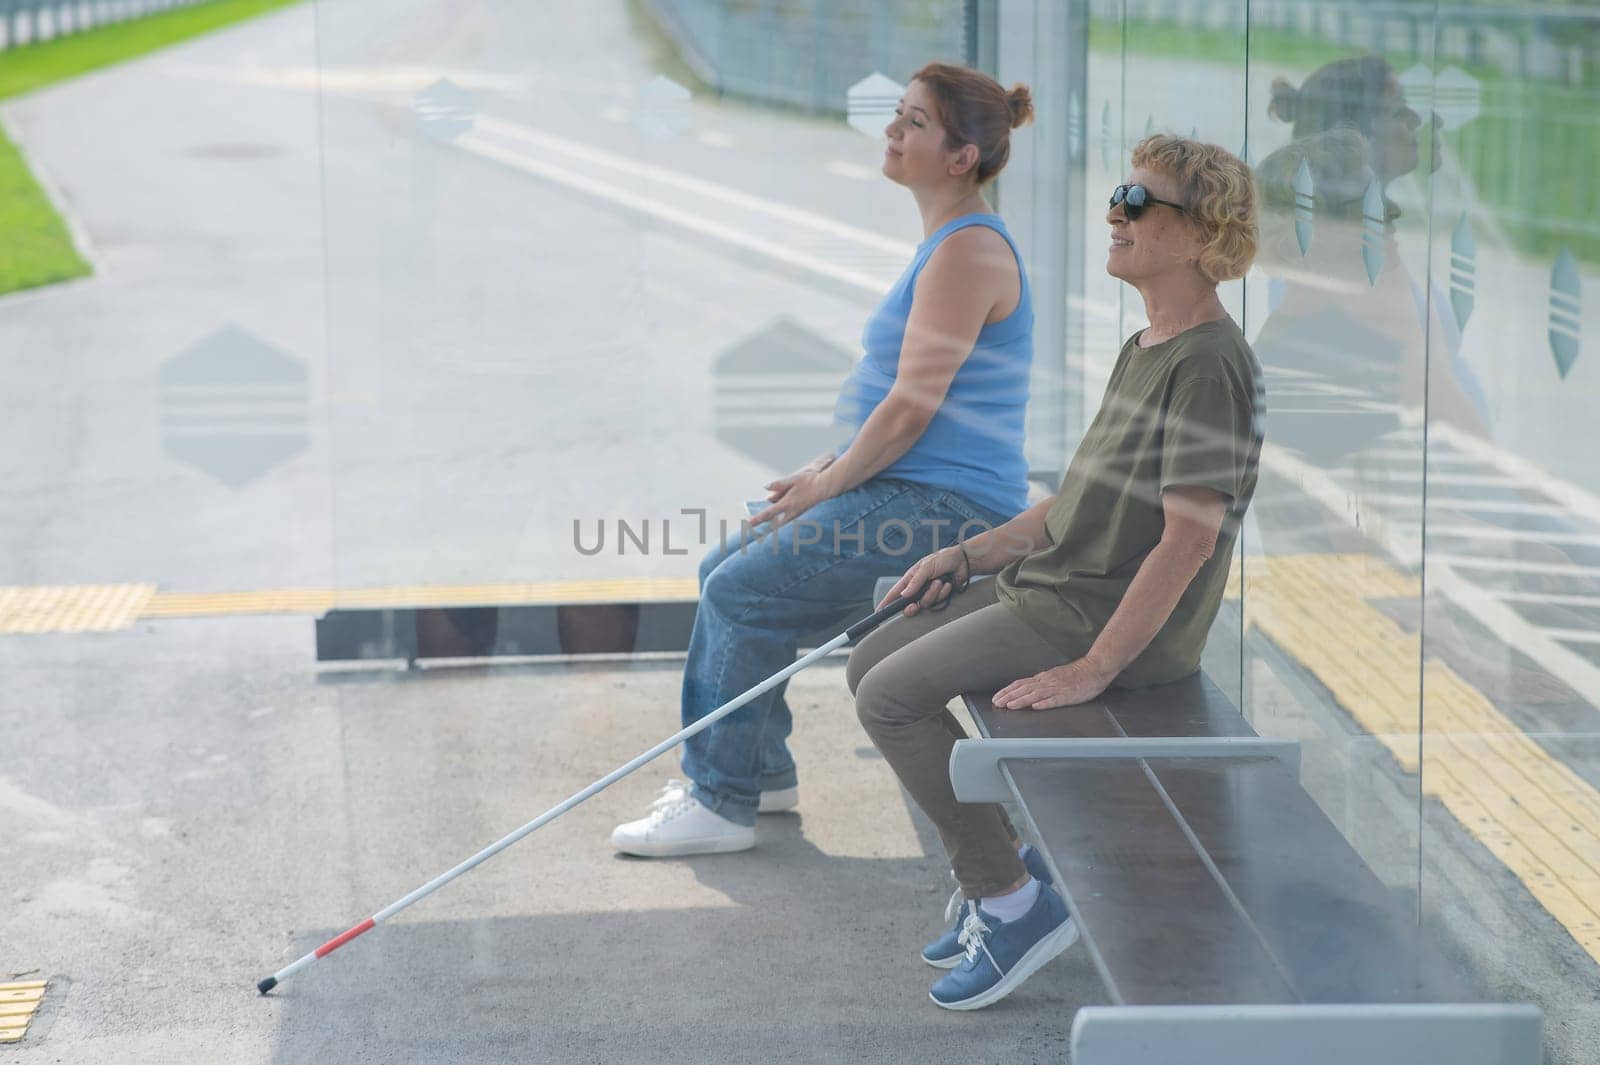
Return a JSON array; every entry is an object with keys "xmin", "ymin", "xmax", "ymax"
[
  {"xmin": 820, "ymin": 228, "xmax": 1014, "ymax": 495},
  {"xmin": 959, "ymin": 495, "xmax": 1053, "ymax": 574},
  {"xmin": 801, "ymin": 449, "xmax": 837, "ymax": 473},
  {"xmin": 877, "ymin": 494, "xmax": 1052, "ymax": 616},
  {"xmin": 751, "ymin": 227, "xmax": 1016, "ymax": 526},
  {"xmin": 1079, "ymin": 485, "xmax": 1226, "ymax": 679},
  {"xmin": 991, "ymin": 485, "xmax": 1228, "ymax": 709}
]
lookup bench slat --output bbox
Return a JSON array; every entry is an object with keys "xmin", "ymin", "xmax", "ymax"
[
  {"xmin": 962, "ymin": 673, "xmax": 1471, "ymax": 1007},
  {"xmin": 1008, "ymin": 757, "xmax": 1303, "ymax": 1004},
  {"xmin": 1153, "ymin": 762, "xmax": 1467, "ymax": 1004}
]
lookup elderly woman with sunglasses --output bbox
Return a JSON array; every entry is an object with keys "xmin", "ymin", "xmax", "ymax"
[{"xmin": 847, "ymin": 135, "xmax": 1263, "ymax": 1011}]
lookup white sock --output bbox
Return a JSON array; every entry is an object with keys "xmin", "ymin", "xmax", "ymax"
[
  {"xmin": 981, "ymin": 876, "xmax": 1040, "ymax": 923},
  {"xmin": 1016, "ymin": 842, "xmax": 1031, "ymax": 859}
]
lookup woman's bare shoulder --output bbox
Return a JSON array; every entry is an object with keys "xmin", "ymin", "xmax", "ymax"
[
  {"xmin": 928, "ymin": 222, "xmax": 1012, "ymax": 262},
  {"xmin": 922, "ymin": 224, "xmax": 1017, "ymax": 291}
]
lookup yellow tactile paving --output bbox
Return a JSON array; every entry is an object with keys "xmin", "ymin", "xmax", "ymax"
[
  {"xmin": 0, "ymin": 578, "xmax": 702, "ymax": 632},
  {"xmin": 140, "ymin": 589, "xmax": 338, "ymax": 617},
  {"xmin": 140, "ymin": 577, "xmax": 700, "ymax": 618},
  {"xmin": 0, "ymin": 585, "xmax": 156, "ymax": 634},
  {"xmin": 0, "ymin": 981, "xmax": 47, "ymax": 1044},
  {"xmin": 1242, "ymin": 553, "xmax": 1600, "ymax": 962}
]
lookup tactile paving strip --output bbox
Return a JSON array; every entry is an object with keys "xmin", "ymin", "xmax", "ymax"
[
  {"xmin": 141, "ymin": 577, "xmax": 699, "ymax": 617},
  {"xmin": 0, "ymin": 585, "xmax": 155, "ymax": 634},
  {"xmin": 0, "ymin": 980, "xmax": 47, "ymax": 1044},
  {"xmin": 1242, "ymin": 553, "xmax": 1600, "ymax": 962},
  {"xmin": 0, "ymin": 579, "xmax": 702, "ymax": 632}
]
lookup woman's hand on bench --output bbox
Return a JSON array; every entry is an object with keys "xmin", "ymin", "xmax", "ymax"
[{"xmin": 992, "ymin": 659, "xmax": 1112, "ymax": 710}]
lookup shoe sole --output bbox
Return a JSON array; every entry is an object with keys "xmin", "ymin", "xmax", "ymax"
[
  {"xmin": 929, "ymin": 917, "xmax": 1080, "ymax": 1011},
  {"xmin": 613, "ymin": 833, "xmax": 756, "ymax": 858}
]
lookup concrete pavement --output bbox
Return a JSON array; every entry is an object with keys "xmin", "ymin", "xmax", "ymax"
[{"xmin": 1, "ymin": 621, "xmax": 1104, "ymax": 1063}]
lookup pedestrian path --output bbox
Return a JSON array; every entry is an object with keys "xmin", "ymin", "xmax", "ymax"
[{"xmin": 1234, "ymin": 552, "xmax": 1600, "ymax": 964}]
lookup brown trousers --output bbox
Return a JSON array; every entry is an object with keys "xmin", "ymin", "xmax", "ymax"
[{"xmin": 846, "ymin": 579, "xmax": 1073, "ymax": 898}]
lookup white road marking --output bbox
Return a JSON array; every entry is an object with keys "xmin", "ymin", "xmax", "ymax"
[
  {"xmin": 456, "ymin": 129, "xmax": 897, "ymax": 293},
  {"xmin": 1545, "ymin": 629, "xmax": 1600, "ymax": 646},
  {"xmin": 1401, "ymin": 524, "xmax": 1600, "ymax": 548},
  {"xmin": 714, "ymin": 393, "xmax": 845, "ymax": 411},
  {"xmin": 716, "ymin": 373, "xmax": 850, "ymax": 389},
  {"xmin": 471, "ymin": 115, "xmax": 915, "ymax": 258},
  {"xmin": 1328, "ymin": 469, "xmax": 1522, "ymax": 488},
  {"xmin": 1434, "ymin": 423, "xmax": 1600, "ymax": 530},
  {"xmin": 1363, "ymin": 447, "xmax": 1483, "ymax": 465},
  {"xmin": 715, "ymin": 413, "xmax": 838, "ymax": 427},
  {"xmin": 825, "ymin": 159, "xmax": 880, "ymax": 181},
  {"xmin": 1260, "ymin": 442, "xmax": 1600, "ymax": 704},
  {"xmin": 1359, "ymin": 493, "xmax": 1571, "ymax": 518},
  {"xmin": 1491, "ymin": 591, "xmax": 1600, "ymax": 609},
  {"xmin": 1434, "ymin": 555, "xmax": 1600, "ymax": 579},
  {"xmin": 1267, "ymin": 405, "xmax": 1397, "ymax": 414},
  {"xmin": 171, "ymin": 62, "xmax": 530, "ymax": 94}
]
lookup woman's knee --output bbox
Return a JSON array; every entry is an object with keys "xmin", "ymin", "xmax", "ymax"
[
  {"xmin": 845, "ymin": 640, "xmax": 880, "ymax": 696},
  {"xmin": 853, "ymin": 664, "xmax": 887, "ymax": 735},
  {"xmin": 852, "ymin": 659, "xmax": 918, "ymax": 738},
  {"xmin": 697, "ymin": 539, "xmax": 732, "ymax": 588},
  {"xmin": 698, "ymin": 546, "xmax": 773, "ymax": 617}
]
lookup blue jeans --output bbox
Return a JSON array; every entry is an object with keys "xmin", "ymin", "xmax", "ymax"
[{"xmin": 681, "ymin": 477, "xmax": 1006, "ymax": 826}]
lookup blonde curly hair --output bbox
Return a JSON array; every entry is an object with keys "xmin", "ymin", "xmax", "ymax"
[{"xmin": 1130, "ymin": 134, "xmax": 1258, "ymax": 282}]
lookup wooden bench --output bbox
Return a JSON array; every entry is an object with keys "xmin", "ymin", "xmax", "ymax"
[{"xmin": 946, "ymin": 673, "xmax": 1543, "ymax": 1064}]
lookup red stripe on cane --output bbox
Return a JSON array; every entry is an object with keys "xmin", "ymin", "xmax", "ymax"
[{"xmin": 314, "ymin": 918, "xmax": 376, "ymax": 958}]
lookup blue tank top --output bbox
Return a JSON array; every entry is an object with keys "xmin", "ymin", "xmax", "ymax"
[{"xmin": 835, "ymin": 213, "xmax": 1033, "ymax": 519}]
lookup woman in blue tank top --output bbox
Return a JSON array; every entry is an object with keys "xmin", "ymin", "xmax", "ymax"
[{"xmin": 612, "ymin": 63, "xmax": 1036, "ymax": 859}]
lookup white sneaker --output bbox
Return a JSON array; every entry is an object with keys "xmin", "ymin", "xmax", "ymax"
[
  {"xmin": 612, "ymin": 782, "xmax": 756, "ymax": 857},
  {"xmin": 650, "ymin": 777, "xmax": 797, "ymax": 815}
]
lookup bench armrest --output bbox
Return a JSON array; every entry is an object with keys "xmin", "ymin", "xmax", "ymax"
[
  {"xmin": 1071, "ymin": 1004, "xmax": 1543, "ymax": 1065},
  {"xmin": 949, "ymin": 736, "xmax": 1302, "ymax": 803}
]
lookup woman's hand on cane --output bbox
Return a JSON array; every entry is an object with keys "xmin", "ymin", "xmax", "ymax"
[{"xmin": 879, "ymin": 545, "xmax": 972, "ymax": 617}]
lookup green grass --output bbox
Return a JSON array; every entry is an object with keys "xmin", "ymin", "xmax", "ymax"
[
  {"xmin": 0, "ymin": 0, "xmax": 305, "ymax": 296},
  {"xmin": 1091, "ymin": 17, "xmax": 1600, "ymax": 266},
  {"xmin": 0, "ymin": 121, "xmax": 89, "ymax": 294},
  {"xmin": 0, "ymin": 0, "xmax": 305, "ymax": 102}
]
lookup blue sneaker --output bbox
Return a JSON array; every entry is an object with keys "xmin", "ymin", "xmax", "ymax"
[
  {"xmin": 922, "ymin": 844, "xmax": 1055, "ymax": 969},
  {"xmin": 929, "ymin": 882, "xmax": 1078, "ymax": 1011}
]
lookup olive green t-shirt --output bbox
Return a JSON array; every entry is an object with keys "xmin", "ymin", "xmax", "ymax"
[{"xmin": 995, "ymin": 317, "xmax": 1263, "ymax": 688}]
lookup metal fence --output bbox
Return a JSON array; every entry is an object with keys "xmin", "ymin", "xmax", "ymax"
[
  {"xmin": 642, "ymin": 0, "xmax": 977, "ymax": 115},
  {"xmin": 1, "ymin": 0, "xmax": 211, "ymax": 52}
]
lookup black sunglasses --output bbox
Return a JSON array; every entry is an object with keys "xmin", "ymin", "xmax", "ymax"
[{"xmin": 1110, "ymin": 183, "xmax": 1187, "ymax": 220}]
